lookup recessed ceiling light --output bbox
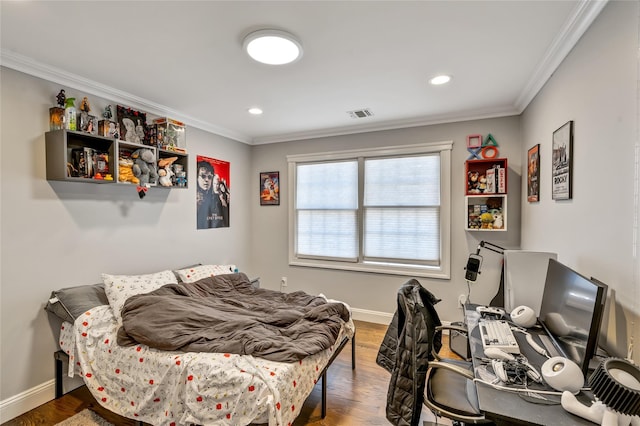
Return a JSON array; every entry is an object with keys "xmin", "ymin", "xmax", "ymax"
[
  {"xmin": 248, "ymin": 107, "xmax": 263, "ymax": 115},
  {"xmin": 430, "ymin": 75, "xmax": 451, "ymax": 85},
  {"xmin": 243, "ymin": 29, "xmax": 303, "ymax": 65}
]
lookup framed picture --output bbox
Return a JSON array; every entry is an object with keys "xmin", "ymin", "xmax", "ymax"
[
  {"xmin": 196, "ymin": 155, "xmax": 230, "ymax": 229},
  {"xmin": 527, "ymin": 144, "xmax": 540, "ymax": 202},
  {"xmin": 260, "ymin": 171, "xmax": 280, "ymax": 206},
  {"xmin": 117, "ymin": 105, "xmax": 147, "ymax": 144},
  {"xmin": 552, "ymin": 121, "xmax": 573, "ymax": 200}
]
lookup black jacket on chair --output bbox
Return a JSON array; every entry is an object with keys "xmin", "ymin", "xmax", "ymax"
[{"xmin": 376, "ymin": 279, "xmax": 443, "ymax": 426}]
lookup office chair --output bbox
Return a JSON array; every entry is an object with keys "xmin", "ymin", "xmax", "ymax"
[{"xmin": 423, "ymin": 323, "xmax": 493, "ymax": 425}]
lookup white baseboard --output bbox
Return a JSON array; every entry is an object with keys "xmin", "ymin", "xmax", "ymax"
[
  {"xmin": 350, "ymin": 307, "xmax": 454, "ymax": 331},
  {"xmin": 0, "ymin": 379, "xmax": 55, "ymax": 423},
  {"xmin": 350, "ymin": 307, "xmax": 394, "ymax": 324}
]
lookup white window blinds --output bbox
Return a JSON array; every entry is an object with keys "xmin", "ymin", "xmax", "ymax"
[
  {"xmin": 296, "ymin": 161, "xmax": 358, "ymax": 260},
  {"xmin": 363, "ymin": 155, "xmax": 440, "ymax": 265}
]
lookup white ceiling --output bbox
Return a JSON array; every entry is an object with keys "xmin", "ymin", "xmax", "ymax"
[{"xmin": 0, "ymin": 1, "xmax": 606, "ymax": 145}]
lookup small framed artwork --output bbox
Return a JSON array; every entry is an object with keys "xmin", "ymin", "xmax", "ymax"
[
  {"xmin": 552, "ymin": 120, "xmax": 573, "ymax": 200},
  {"xmin": 527, "ymin": 144, "xmax": 540, "ymax": 202},
  {"xmin": 117, "ymin": 105, "xmax": 147, "ymax": 144},
  {"xmin": 260, "ymin": 171, "xmax": 280, "ymax": 206}
]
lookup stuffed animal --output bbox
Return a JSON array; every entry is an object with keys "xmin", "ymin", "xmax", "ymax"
[
  {"xmin": 468, "ymin": 171, "xmax": 480, "ymax": 193},
  {"xmin": 478, "ymin": 175, "xmax": 487, "ymax": 193},
  {"xmin": 157, "ymin": 156, "xmax": 178, "ymax": 187},
  {"xmin": 131, "ymin": 149, "xmax": 158, "ymax": 186},
  {"xmin": 480, "ymin": 212, "xmax": 494, "ymax": 229},
  {"xmin": 493, "ymin": 212, "xmax": 504, "ymax": 229},
  {"xmin": 118, "ymin": 156, "xmax": 139, "ymax": 184}
]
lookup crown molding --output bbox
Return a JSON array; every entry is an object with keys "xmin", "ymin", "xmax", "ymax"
[
  {"xmin": 252, "ymin": 106, "xmax": 520, "ymax": 145},
  {"xmin": 0, "ymin": 49, "xmax": 252, "ymax": 144},
  {"xmin": 514, "ymin": 0, "xmax": 608, "ymax": 112},
  {"xmin": 1, "ymin": 0, "xmax": 606, "ymax": 147}
]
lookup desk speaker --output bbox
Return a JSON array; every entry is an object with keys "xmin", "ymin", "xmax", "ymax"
[
  {"xmin": 541, "ymin": 357, "xmax": 584, "ymax": 393},
  {"xmin": 510, "ymin": 305, "xmax": 536, "ymax": 328}
]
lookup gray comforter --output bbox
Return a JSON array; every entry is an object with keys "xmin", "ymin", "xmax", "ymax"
[{"xmin": 116, "ymin": 273, "xmax": 350, "ymax": 362}]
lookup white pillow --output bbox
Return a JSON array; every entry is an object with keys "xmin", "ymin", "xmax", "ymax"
[
  {"xmin": 174, "ymin": 264, "xmax": 236, "ymax": 283},
  {"xmin": 102, "ymin": 270, "xmax": 177, "ymax": 324}
]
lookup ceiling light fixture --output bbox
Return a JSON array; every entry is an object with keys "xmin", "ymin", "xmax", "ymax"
[
  {"xmin": 430, "ymin": 75, "xmax": 451, "ymax": 85},
  {"xmin": 248, "ymin": 107, "xmax": 263, "ymax": 115},
  {"xmin": 243, "ymin": 29, "xmax": 303, "ymax": 65}
]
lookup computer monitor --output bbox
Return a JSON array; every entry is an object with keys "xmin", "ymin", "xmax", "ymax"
[{"xmin": 538, "ymin": 259, "xmax": 608, "ymax": 377}]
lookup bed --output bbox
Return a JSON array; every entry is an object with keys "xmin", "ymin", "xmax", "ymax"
[{"xmin": 46, "ymin": 266, "xmax": 355, "ymax": 426}]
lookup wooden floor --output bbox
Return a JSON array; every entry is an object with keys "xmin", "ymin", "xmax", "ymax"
[{"xmin": 3, "ymin": 320, "xmax": 455, "ymax": 426}]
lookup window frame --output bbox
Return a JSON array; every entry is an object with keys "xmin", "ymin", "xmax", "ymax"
[{"xmin": 287, "ymin": 141, "xmax": 452, "ymax": 279}]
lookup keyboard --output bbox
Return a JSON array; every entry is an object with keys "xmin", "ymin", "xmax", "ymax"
[{"xmin": 478, "ymin": 319, "xmax": 520, "ymax": 354}]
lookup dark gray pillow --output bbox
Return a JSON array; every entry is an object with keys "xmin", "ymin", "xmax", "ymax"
[{"xmin": 45, "ymin": 283, "xmax": 108, "ymax": 323}]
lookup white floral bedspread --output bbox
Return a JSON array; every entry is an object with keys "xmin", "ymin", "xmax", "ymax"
[{"xmin": 63, "ymin": 305, "xmax": 354, "ymax": 426}]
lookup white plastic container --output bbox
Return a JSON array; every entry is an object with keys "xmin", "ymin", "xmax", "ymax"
[{"xmin": 64, "ymin": 98, "xmax": 77, "ymax": 131}]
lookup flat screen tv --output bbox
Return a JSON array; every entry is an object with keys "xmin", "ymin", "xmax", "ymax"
[{"xmin": 538, "ymin": 259, "xmax": 608, "ymax": 377}]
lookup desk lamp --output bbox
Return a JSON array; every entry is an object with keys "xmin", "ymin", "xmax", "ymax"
[{"xmin": 561, "ymin": 358, "xmax": 640, "ymax": 425}]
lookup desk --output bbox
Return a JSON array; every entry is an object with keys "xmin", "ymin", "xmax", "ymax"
[{"xmin": 465, "ymin": 305, "xmax": 594, "ymax": 425}]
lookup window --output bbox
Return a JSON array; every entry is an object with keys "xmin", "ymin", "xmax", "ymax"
[{"xmin": 288, "ymin": 142, "xmax": 451, "ymax": 279}]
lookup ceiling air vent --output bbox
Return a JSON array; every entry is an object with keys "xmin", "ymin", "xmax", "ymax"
[{"xmin": 347, "ymin": 108, "xmax": 374, "ymax": 119}]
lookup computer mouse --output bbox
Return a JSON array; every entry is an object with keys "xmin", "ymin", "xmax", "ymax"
[
  {"xmin": 491, "ymin": 359, "xmax": 510, "ymax": 382},
  {"xmin": 484, "ymin": 347, "xmax": 516, "ymax": 361}
]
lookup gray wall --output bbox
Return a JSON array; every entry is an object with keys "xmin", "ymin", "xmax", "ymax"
[
  {"xmin": 250, "ymin": 117, "xmax": 523, "ymax": 320},
  {"xmin": 0, "ymin": 68, "xmax": 252, "ymax": 404},
  {"xmin": 520, "ymin": 0, "xmax": 639, "ymax": 362}
]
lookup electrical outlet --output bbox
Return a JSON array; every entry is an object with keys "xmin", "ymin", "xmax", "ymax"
[{"xmin": 458, "ymin": 294, "xmax": 467, "ymax": 308}]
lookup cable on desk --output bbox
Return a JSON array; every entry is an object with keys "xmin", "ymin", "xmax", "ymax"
[
  {"xmin": 517, "ymin": 392, "xmax": 561, "ymax": 406},
  {"xmin": 473, "ymin": 378, "xmax": 569, "ymax": 396}
]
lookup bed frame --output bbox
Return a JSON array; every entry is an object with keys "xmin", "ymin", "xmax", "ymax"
[{"xmin": 55, "ymin": 332, "xmax": 356, "ymax": 424}]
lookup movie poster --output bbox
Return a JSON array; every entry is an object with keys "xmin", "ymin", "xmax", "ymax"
[{"xmin": 196, "ymin": 155, "xmax": 230, "ymax": 229}]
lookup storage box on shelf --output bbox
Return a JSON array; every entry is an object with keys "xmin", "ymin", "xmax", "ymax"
[
  {"xmin": 117, "ymin": 140, "xmax": 157, "ymax": 186},
  {"xmin": 157, "ymin": 149, "xmax": 188, "ymax": 189},
  {"xmin": 45, "ymin": 130, "xmax": 115, "ymax": 183},
  {"xmin": 465, "ymin": 158, "xmax": 508, "ymax": 232},
  {"xmin": 465, "ymin": 158, "xmax": 507, "ymax": 195},
  {"xmin": 466, "ymin": 195, "xmax": 507, "ymax": 231},
  {"xmin": 45, "ymin": 130, "xmax": 188, "ymax": 188},
  {"xmin": 153, "ymin": 117, "xmax": 186, "ymax": 153}
]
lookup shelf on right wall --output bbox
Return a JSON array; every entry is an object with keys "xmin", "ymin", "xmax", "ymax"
[{"xmin": 465, "ymin": 158, "xmax": 507, "ymax": 231}]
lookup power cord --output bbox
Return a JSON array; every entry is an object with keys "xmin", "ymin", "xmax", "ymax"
[{"xmin": 473, "ymin": 378, "xmax": 567, "ymax": 396}]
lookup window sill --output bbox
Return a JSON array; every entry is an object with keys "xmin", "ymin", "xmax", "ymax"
[{"xmin": 288, "ymin": 258, "xmax": 450, "ymax": 280}]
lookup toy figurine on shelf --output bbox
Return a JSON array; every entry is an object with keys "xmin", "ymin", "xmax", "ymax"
[
  {"xmin": 103, "ymin": 105, "xmax": 113, "ymax": 120},
  {"xmin": 78, "ymin": 97, "xmax": 94, "ymax": 133},
  {"xmin": 79, "ymin": 97, "xmax": 91, "ymax": 113},
  {"xmin": 56, "ymin": 90, "xmax": 66, "ymax": 108},
  {"xmin": 50, "ymin": 90, "xmax": 66, "ymax": 131},
  {"xmin": 135, "ymin": 119, "xmax": 145, "ymax": 144}
]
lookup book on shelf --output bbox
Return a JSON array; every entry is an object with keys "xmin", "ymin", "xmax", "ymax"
[
  {"xmin": 485, "ymin": 169, "xmax": 496, "ymax": 193},
  {"xmin": 496, "ymin": 166, "xmax": 506, "ymax": 193}
]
